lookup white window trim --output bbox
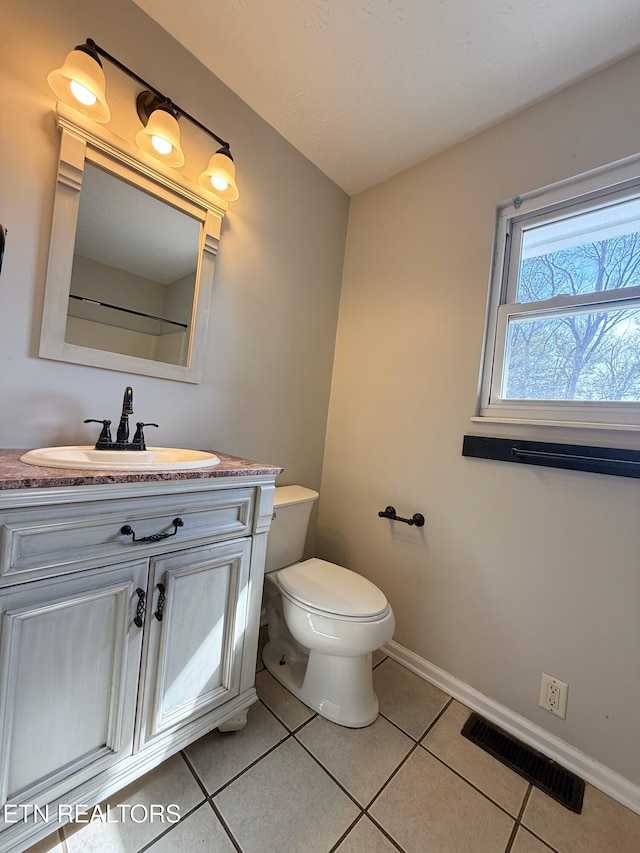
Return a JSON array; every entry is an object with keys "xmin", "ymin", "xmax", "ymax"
[{"xmin": 476, "ymin": 151, "xmax": 640, "ymax": 433}]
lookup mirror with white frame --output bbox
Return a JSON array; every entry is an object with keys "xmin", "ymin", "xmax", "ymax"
[{"xmin": 40, "ymin": 108, "xmax": 226, "ymax": 383}]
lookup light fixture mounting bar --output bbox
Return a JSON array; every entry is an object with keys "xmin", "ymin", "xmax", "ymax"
[{"xmin": 86, "ymin": 37, "xmax": 230, "ymax": 150}]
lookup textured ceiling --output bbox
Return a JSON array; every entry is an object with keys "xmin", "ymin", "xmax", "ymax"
[{"xmin": 132, "ymin": 0, "xmax": 640, "ymax": 195}]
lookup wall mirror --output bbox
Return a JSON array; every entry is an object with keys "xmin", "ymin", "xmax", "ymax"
[{"xmin": 40, "ymin": 110, "xmax": 226, "ymax": 383}]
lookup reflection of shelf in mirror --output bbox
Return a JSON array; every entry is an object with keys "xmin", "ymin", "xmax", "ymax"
[{"xmin": 69, "ymin": 294, "xmax": 188, "ymax": 336}]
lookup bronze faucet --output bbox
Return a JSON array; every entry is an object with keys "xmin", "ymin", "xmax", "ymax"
[
  {"xmin": 84, "ymin": 386, "xmax": 158, "ymax": 450},
  {"xmin": 116, "ymin": 386, "xmax": 134, "ymax": 444}
]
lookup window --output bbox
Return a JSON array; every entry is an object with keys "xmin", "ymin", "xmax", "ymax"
[{"xmin": 477, "ymin": 155, "xmax": 640, "ymax": 430}]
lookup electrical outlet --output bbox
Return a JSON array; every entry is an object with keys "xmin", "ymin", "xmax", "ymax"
[{"xmin": 539, "ymin": 672, "xmax": 568, "ymax": 719}]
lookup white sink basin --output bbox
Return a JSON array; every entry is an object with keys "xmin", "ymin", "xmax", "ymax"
[{"xmin": 20, "ymin": 446, "xmax": 220, "ymax": 472}]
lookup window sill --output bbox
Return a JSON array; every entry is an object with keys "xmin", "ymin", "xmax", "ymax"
[{"xmin": 470, "ymin": 415, "xmax": 640, "ymax": 433}]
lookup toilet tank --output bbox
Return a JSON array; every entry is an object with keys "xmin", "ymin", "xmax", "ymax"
[{"xmin": 265, "ymin": 486, "xmax": 319, "ymax": 573}]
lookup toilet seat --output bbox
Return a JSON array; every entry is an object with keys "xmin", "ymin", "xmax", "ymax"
[{"xmin": 276, "ymin": 558, "xmax": 389, "ymax": 621}]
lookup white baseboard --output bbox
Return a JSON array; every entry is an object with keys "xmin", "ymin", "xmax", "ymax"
[{"xmin": 383, "ymin": 640, "xmax": 640, "ymax": 816}]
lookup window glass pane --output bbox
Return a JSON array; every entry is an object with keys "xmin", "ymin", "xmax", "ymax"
[
  {"xmin": 515, "ymin": 197, "xmax": 640, "ymax": 303},
  {"xmin": 502, "ymin": 305, "xmax": 640, "ymax": 402}
]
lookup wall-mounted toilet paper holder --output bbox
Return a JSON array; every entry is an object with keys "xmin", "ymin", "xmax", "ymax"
[{"xmin": 378, "ymin": 506, "xmax": 425, "ymax": 527}]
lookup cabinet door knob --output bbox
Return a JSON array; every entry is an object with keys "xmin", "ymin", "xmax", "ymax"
[{"xmin": 133, "ymin": 587, "xmax": 146, "ymax": 628}]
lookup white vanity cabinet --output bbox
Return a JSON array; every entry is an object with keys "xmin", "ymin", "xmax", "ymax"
[{"xmin": 0, "ymin": 462, "xmax": 278, "ymax": 853}]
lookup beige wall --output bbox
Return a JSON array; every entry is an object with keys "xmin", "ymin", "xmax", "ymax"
[
  {"xmin": 319, "ymin": 51, "xmax": 640, "ymax": 787},
  {"xmin": 0, "ymin": 0, "xmax": 348, "ymax": 489}
]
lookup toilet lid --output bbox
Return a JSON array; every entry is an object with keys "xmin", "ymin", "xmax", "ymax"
[{"xmin": 276, "ymin": 558, "xmax": 389, "ymax": 618}]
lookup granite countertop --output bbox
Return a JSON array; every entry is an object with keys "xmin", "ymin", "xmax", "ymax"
[{"xmin": 0, "ymin": 449, "xmax": 283, "ymax": 490}]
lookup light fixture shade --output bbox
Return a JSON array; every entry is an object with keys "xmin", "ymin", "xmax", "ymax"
[
  {"xmin": 135, "ymin": 106, "xmax": 185, "ymax": 167},
  {"xmin": 198, "ymin": 148, "xmax": 239, "ymax": 201},
  {"xmin": 47, "ymin": 46, "xmax": 110, "ymax": 122}
]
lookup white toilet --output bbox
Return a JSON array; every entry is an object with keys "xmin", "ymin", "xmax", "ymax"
[{"xmin": 262, "ymin": 485, "xmax": 395, "ymax": 727}]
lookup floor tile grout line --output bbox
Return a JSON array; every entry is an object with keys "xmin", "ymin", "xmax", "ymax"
[
  {"xmin": 290, "ymin": 712, "xmax": 319, "ymax": 735},
  {"xmin": 260, "ymin": 689, "xmax": 437, "ymax": 842},
  {"xmin": 418, "ymin": 741, "xmax": 524, "ymax": 823},
  {"xmin": 204, "ymin": 731, "xmax": 295, "ymax": 800},
  {"xmin": 256, "ymin": 693, "xmax": 317, "ymax": 735},
  {"xmin": 325, "ymin": 809, "xmax": 407, "ymax": 853},
  {"xmin": 362, "ymin": 730, "xmax": 525, "ymax": 853},
  {"xmin": 292, "ymin": 731, "xmax": 367, "ymax": 812},
  {"xmin": 376, "ymin": 694, "xmax": 452, "ymax": 744},
  {"xmin": 327, "ymin": 812, "xmax": 365, "ymax": 853},
  {"xmin": 135, "ymin": 800, "xmax": 210, "ymax": 853},
  {"xmin": 185, "ymin": 715, "xmax": 409, "ymax": 853},
  {"xmin": 131, "ymin": 744, "xmax": 265, "ymax": 853},
  {"xmin": 58, "ymin": 786, "xmax": 208, "ymax": 853},
  {"xmin": 206, "ymin": 797, "xmax": 244, "ymax": 853},
  {"xmin": 364, "ymin": 740, "xmax": 423, "ymax": 813},
  {"xmin": 181, "ymin": 732, "xmax": 305, "ymax": 853},
  {"xmin": 362, "ymin": 810, "xmax": 409, "ymax": 852},
  {"xmin": 290, "ymin": 710, "xmax": 454, "ymax": 844},
  {"xmin": 503, "ymin": 784, "xmax": 532, "ymax": 853},
  {"xmin": 416, "ymin": 696, "xmax": 454, "ymax": 743},
  {"xmin": 519, "ymin": 820, "xmax": 563, "ymax": 853},
  {"xmin": 180, "ymin": 748, "xmax": 214, "ymax": 801},
  {"xmin": 377, "ymin": 710, "xmax": 415, "ymax": 740},
  {"xmin": 377, "ymin": 709, "xmax": 431, "ymax": 742},
  {"xmin": 511, "ymin": 788, "xmax": 565, "ymax": 853},
  {"xmin": 197, "ymin": 724, "xmax": 386, "ymax": 853}
]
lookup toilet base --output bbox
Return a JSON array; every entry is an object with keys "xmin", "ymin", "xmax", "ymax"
[{"xmin": 263, "ymin": 639, "xmax": 379, "ymax": 728}]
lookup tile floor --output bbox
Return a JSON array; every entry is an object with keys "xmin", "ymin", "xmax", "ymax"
[{"xmin": 22, "ymin": 641, "xmax": 640, "ymax": 853}]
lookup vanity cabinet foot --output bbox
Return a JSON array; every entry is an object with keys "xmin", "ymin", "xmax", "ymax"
[{"xmin": 218, "ymin": 709, "xmax": 249, "ymax": 731}]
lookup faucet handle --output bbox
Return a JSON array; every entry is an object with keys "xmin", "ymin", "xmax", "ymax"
[
  {"xmin": 132, "ymin": 422, "xmax": 159, "ymax": 451},
  {"xmin": 84, "ymin": 419, "xmax": 112, "ymax": 449}
]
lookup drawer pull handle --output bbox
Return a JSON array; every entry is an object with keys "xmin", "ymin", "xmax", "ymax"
[
  {"xmin": 121, "ymin": 517, "xmax": 184, "ymax": 544},
  {"xmin": 154, "ymin": 583, "xmax": 166, "ymax": 621},
  {"xmin": 133, "ymin": 587, "xmax": 146, "ymax": 628}
]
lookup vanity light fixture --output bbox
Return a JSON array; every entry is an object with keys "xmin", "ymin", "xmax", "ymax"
[
  {"xmin": 48, "ymin": 38, "xmax": 239, "ymax": 200},
  {"xmin": 198, "ymin": 148, "xmax": 239, "ymax": 202},
  {"xmin": 135, "ymin": 91, "xmax": 185, "ymax": 168},
  {"xmin": 47, "ymin": 42, "xmax": 110, "ymax": 123}
]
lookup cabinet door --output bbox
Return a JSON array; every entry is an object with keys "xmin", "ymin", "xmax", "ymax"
[
  {"xmin": 138, "ymin": 539, "xmax": 251, "ymax": 748},
  {"xmin": 0, "ymin": 559, "xmax": 147, "ymax": 810}
]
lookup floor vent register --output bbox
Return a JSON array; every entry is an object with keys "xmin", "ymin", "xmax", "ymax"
[{"xmin": 461, "ymin": 712, "xmax": 585, "ymax": 813}]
